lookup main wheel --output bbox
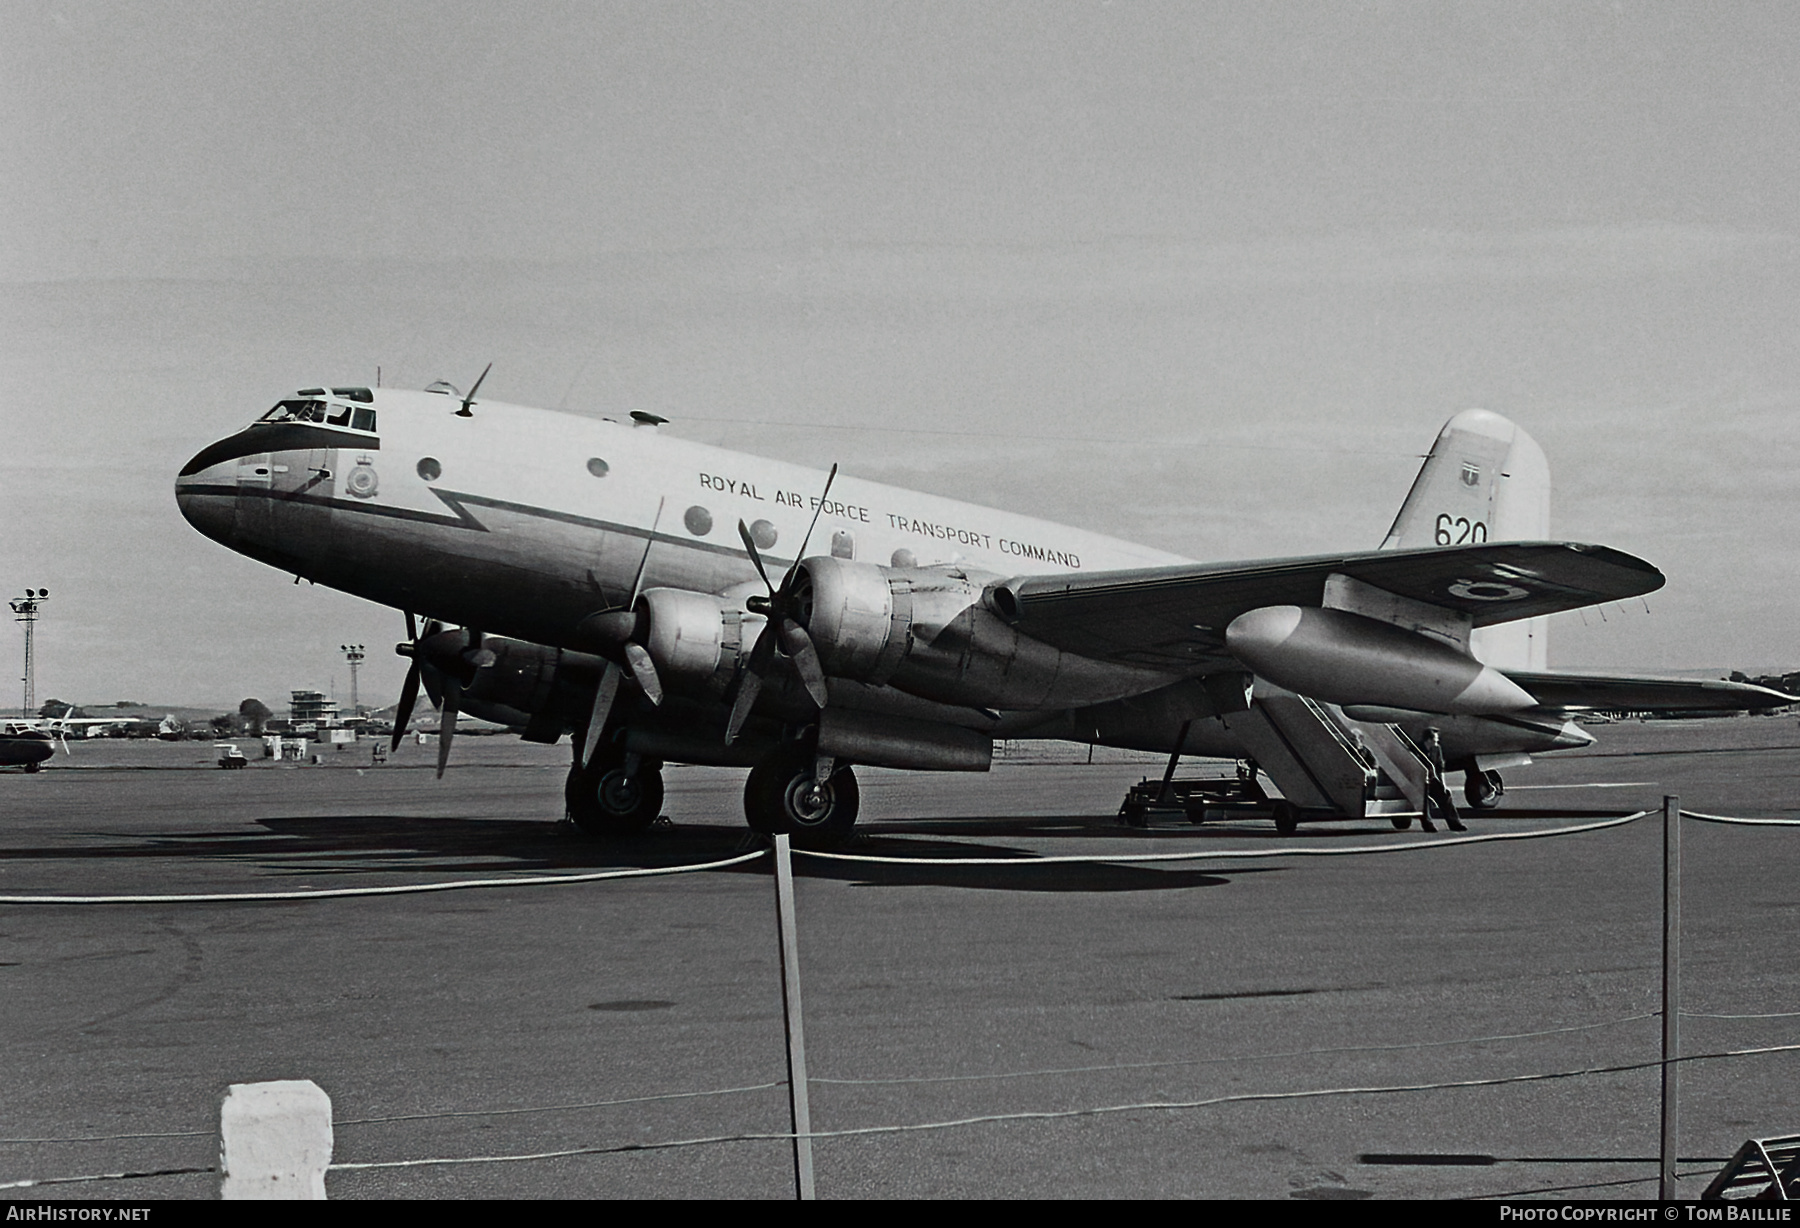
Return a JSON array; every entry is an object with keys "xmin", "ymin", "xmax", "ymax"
[
  {"xmin": 566, "ymin": 754, "xmax": 664, "ymax": 836},
  {"xmin": 1271, "ymin": 800, "xmax": 1300, "ymax": 836},
  {"xmin": 1463, "ymin": 768, "xmax": 1504, "ymax": 811},
  {"xmin": 744, "ymin": 747, "xmax": 859, "ymax": 848}
]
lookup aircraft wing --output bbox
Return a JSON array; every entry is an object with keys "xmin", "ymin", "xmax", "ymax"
[
  {"xmin": 997, "ymin": 541, "xmax": 1663, "ymax": 672},
  {"xmin": 1504, "ymin": 672, "xmax": 1797, "ymax": 713}
]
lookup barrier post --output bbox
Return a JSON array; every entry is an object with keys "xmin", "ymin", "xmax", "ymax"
[
  {"xmin": 772, "ymin": 835, "xmax": 815, "ymax": 1200},
  {"xmin": 219, "ymin": 1079, "xmax": 332, "ymax": 1200},
  {"xmin": 1660, "ymin": 794, "xmax": 1681, "ymax": 1201}
]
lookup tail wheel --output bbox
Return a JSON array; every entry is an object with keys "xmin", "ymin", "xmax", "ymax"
[
  {"xmin": 745, "ymin": 746, "xmax": 859, "ymax": 848},
  {"xmin": 1463, "ymin": 769, "xmax": 1504, "ymax": 811},
  {"xmin": 1271, "ymin": 800, "xmax": 1300, "ymax": 836},
  {"xmin": 566, "ymin": 754, "xmax": 664, "ymax": 836}
]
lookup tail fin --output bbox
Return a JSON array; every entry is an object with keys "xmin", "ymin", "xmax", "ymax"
[{"xmin": 1381, "ymin": 409, "xmax": 1550, "ymax": 671}]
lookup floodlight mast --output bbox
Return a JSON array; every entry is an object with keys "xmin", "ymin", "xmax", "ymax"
[{"xmin": 9, "ymin": 589, "xmax": 48, "ymax": 719}]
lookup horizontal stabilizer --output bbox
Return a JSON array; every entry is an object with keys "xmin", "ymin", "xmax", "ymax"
[{"xmin": 1508, "ymin": 672, "xmax": 1797, "ymax": 714}]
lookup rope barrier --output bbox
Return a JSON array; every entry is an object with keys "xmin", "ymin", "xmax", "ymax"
[
  {"xmin": 811, "ymin": 1012, "xmax": 1663, "ymax": 1086},
  {"xmin": 321, "ymin": 1041, "xmax": 1800, "ymax": 1175},
  {"xmin": 794, "ymin": 811, "xmax": 1650, "ymax": 867},
  {"xmin": 1682, "ymin": 808, "xmax": 1800, "ymax": 827},
  {"xmin": 0, "ymin": 850, "xmax": 766, "ymax": 906},
  {"xmin": 336, "ymin": 1082, "xmax": 786, "ymax": 1128},
  {"xmin": 3, "ymin": 1015, "xmax": 1668, "ymax": 1148},
  {"xmin": 14, "ymin": 1041, "xmax": 1797, "ymax": 1188},
  {"xmin": 0, "ymin": 1165, "xmax": 213, "ymax": 1191}
]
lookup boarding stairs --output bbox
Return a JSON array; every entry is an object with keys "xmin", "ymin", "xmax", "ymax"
[
  {"xmin": 1703, "ymin": 1134, "xmax": 1800, "ymax": 1201},
  {"xmin": 1214, "ymin": 688, "xmax": 1444, "ymax": 825}
]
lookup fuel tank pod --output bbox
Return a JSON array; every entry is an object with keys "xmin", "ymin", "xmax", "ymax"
[{"xmin": 1225, "ymin": 605, "xmax": 1538, "ymax": 715}]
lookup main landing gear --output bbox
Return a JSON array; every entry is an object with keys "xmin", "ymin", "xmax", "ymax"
[
  {"xmin": 743, "ymin": 744, "xmax": 859, "ymax": 848},
  {"xmin": 565, "ymin": 745, "xmax": 664, "ymax": 836},
  {"xmin": 1464, "ymin": 768, "xmax": 1505, "ymax": 811}
]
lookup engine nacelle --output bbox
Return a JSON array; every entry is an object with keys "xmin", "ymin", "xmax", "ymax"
[
  {"xmin": 417, "ymin": 627, "xmax": 602, "ymax": 739},
  {"xmin": 1225, "ymin": 605, "xmax": 1538, "ymax": 715},
  {"xmin": 793, "ymin": 556, "xmax": 1167, "ymax": 710},
  {"xmin": 420, "ymin": 628, "xmax": 571, "ymax": 714},
  {"xmin": 636, "ymin": 587, "xmax": 758, "ymax": 699}
]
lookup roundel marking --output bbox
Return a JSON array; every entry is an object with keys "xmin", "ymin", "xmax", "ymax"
[{"xmin": 1448, "ymin": 578, "xmax": 1530, "ymax": 602}]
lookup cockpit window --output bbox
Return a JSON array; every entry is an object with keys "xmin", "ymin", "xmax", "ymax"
[
  {"xmin": 262, "ymin": 399, "xmax": 327, "ymax": 423},
  {"xmin": 258, "ymin": 399, "xmax": 377, "ymax": 433}
]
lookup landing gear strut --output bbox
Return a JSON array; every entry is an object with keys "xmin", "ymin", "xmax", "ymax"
[
  {"xmin": 566, "ymin": 746, "xmax": 664, "ymax": 836},
  {"xmin": 744, "ymin": 744, "xmax": 859, "ymax": 847}
]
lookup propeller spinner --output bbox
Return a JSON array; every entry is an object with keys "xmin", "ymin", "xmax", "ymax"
[{"xmin": 393, "ymin": 612, "xmax": 496, "ymax": 778}]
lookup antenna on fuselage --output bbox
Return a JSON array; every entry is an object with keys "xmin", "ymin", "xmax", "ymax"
[{"xmin": 455, "ymin": 362, "xmax": 492, "ymax": 417}]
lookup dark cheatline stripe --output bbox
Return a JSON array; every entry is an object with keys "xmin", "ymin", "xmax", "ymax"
[{"xmin": 178, "ymin": 424, "xmax": 380, "ymax": 476}]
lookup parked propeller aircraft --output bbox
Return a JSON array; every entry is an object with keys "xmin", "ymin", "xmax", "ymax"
[
  {"xmin": 175, "ymin": 382, "xmax": 1791, "ymax": 843},
  {"xmin": 0, "ymin": 723, "xmax": 59, "ymax": 770}
]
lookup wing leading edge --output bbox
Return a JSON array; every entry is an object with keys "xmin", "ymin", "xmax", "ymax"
[{"xmin": 994, "ymin": 541, "xmax": 1663, "ymax": 673}]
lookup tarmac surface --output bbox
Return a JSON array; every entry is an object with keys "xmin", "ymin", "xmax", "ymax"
[{"xmin": 0, "ymin": 720, "xmax": 1795, "ymax": 1200}]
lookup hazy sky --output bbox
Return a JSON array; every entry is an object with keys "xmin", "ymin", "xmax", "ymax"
[{"xmin": 4, "ymin": 2, "xmax": 1798, "ymax": 710}]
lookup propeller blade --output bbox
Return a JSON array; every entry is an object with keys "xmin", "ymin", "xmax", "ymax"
[
  {"xmin": 623, "ymin": 642, "xmax": 663, "ymax": 706},
  {"xmin": 435, "ymin": 679, "xmax": 460, "ymax": 779},
  {"xmin": 724, "ymin": 670, "xmax": 764, "ymax": 745},
  {"xmin": 779, "ymin": 617, "xmax": 829, "ymax": 708},
  {"xmin": 580, "ymin": 663, "xmax": 622, "ymax": 769},
  {"xmin": 792, "ymin": 463, "xmax": 838, "ymax": 565},
  {"xmin": 405, "ymin": 609, "xmax": 418, "ymax": 643},
  {"xmin": 391, "ymin": 660, "xmax": 421, "ymax": 752},
  {"xmin": 738, "ymin": 519, "xmax": 776, "ymax": 594},
  {"xmin": 725, "ymin": 620, "xmax": 779, "ymax": 744},
  {"xmin": 628, "ymin": 500, "xmax": 664, "ymax": 603}
]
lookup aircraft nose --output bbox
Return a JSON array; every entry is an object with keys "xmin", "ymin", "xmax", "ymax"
[{"xmin": 174, "ymin": 447, "xmax": 241, "ymax": 545}]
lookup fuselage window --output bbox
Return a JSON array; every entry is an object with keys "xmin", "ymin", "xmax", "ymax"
[
  {"xmin": 417, "ymin": 457, "xmax": 442, "ymax": 481},
  {"xmin": 831, "ymin": 530, "xmax": 855, "ymax": 560},
  {"xmin": 749, "ymin": 519, "xmax": 778, "ymax": 549},
  {"xmin": 351, "ymin": 407, "xmax": 377, "ymax": 432},
  {"xmin": 586, "ymin": 457, "xmax": 610, "ymax": 478},
  {"xmin": 684, "ymin": 505, "xmax": 714, "ymax": 536}
]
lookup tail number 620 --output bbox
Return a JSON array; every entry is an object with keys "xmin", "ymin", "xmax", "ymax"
[{"xmin": 1436, "ymin": 514, "xmax": 1487, "ymax": 545}]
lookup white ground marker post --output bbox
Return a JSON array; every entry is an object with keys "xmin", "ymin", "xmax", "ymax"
[
  {"xmin": 1660, "ymin": 794, "xmax": 1681, "ymax": 1201},
  {"xmin": 219, "ymin": 1079, "xmax": 333, "ymax": 1200},
  {"xmin": 772, "ymin": 834, "xmax": 816, "ymax": 1200}
]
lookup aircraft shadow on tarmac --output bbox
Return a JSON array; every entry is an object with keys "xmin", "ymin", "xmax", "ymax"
[{"xmin": 14, "ymin": 807, "xmax": 1628, "ymax": 895}]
